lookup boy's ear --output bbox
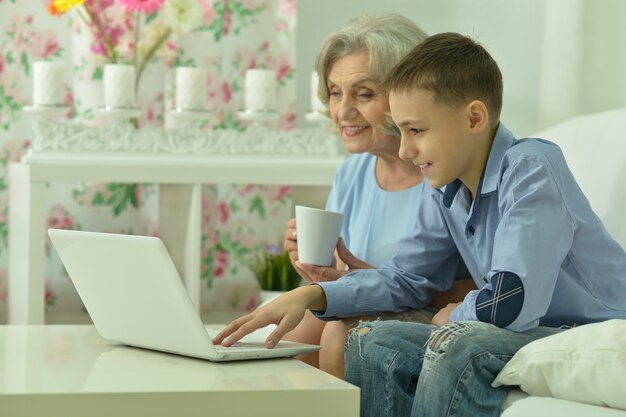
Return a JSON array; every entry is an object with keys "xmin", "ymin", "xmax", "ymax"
[{"xmin": 467, "ymin": 100, "xmax": 489, "ymax": 132}]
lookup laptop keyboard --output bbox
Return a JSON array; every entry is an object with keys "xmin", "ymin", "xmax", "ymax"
[
  {"xmin": 206, "ymin": 329, "xmax": 268, "ymax": 350},
  {"xmin": 214, "ymin": 341, "xmax": 268, "ymax": 351}
]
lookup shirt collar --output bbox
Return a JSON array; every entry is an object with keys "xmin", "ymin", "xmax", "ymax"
[{"xmin": 441, "ymin": 122, "xmax": 516, "ymax": 208}]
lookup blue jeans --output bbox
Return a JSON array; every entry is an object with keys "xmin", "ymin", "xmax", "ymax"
[{"xmin": 344, "ymin": 320, "xmax": 562, "ymax": 417}]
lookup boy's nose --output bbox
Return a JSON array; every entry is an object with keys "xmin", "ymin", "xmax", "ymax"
[{"xmin": 398, "ymin": 135, "xmax": 418, "ymax": 161}]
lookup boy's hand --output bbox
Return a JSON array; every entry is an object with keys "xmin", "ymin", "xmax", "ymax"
[
  {"xmin": 212, "ymin": 285, "xmax": 327, "ymax": 349},
  {"xmin": 295, "ymin": 237, "xmax": 374, "ymax": 282},
  {"xmin": 431, "ymin": 302, "xmax": 460, "ymax": 327}
]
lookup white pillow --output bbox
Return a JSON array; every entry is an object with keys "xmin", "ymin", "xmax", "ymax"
[{"xmin": 492, "ymin": 319, "xmax": 626, "ymax": 411}]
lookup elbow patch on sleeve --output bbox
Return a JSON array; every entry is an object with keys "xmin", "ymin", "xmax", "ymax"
[{"xmin": 475, "ymin": 271, "xmax": 524, "ymax": 327}]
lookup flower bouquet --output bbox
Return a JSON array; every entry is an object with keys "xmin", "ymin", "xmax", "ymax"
[
  {"xmin": 47, "ymin": 0, "xmax": 204, "ymax": 86},
  {"xmin": 250, "ymin": 244, "xmax": 301, "ymax": 291}
]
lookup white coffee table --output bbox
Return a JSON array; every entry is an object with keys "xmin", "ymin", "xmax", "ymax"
[{"xmin": 0, "ymin": 325, "xmax": 359, "ymax": 417}]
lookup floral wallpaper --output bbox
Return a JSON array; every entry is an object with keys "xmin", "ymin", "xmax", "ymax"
[{"xmin": 0, "ymin": 0, "xmax": 297, "ymax": 322}]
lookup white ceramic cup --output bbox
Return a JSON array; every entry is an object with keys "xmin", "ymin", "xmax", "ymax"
[{"xmin": 295, "ymin": 205, "xmax": 344, "ymax": 266}]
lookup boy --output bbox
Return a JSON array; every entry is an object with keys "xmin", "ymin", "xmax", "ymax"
[{"xmin": 214, "ymin": 33, "xmax": 626, "ymax": 417}]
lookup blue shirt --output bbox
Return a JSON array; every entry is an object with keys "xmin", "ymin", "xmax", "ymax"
[
  {"xmin": 326, "ymin": 152, "xmax": 424, "ymax": 266},
  {"xmin": 317, "ymin": 123, "xmax": 626, "ymax": 332}
]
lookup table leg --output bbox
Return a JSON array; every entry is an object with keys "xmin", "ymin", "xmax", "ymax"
[
  {"xmin": 159, "ymin": 184, "xmax": 202, "ymax": 311},
  {"xmin": 8, "ymin": 163, "xmax": 46, "ymax": 324}
]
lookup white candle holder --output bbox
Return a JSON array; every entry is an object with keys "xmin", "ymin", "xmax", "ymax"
[
  {"xmin": 244, "ymin": 69, "xmax": 277, "ymax": 113},
  {"xmin": 32, "ymin": 61, "xmax": 65, "ymax": 107},
  {"xmin": 103, "ymin": 64, "xmax": 138, "ymax": 111},
  {"xmin": 175, "ymin": 67, "xmax": 207, "ymax": 111}
]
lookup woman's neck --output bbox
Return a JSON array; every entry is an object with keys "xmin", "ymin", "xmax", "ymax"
[{"xmin": 374, "ymin": 152, "xmax": 424, "ymax": 191}]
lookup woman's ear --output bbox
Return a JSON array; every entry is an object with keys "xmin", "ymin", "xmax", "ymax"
[{"xmin": 467, "ymin": 100, "xmax": 489, "ymax": 132}]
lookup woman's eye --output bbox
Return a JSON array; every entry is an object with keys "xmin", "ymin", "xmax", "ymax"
[{"xmin": 357, "ymin": 92, "xmax": 374, "ymax": 99}]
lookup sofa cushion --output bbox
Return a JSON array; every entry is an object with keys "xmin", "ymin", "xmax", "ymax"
[
  {"xmin": 501, "ymin": 397, "xmax": 626, "ymax": 417},
  {"xmin": 531, "ymin": 108, "xmax": 626, "ymax": 248},
  {"xmin": 493, "ymin": 319, "xmax": 626, "ymax": 411}
]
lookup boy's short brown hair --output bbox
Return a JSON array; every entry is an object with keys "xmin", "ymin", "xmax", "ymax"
[{"xmin": 384, "ymin": 32, "xmax": 503, "ymax": 124}]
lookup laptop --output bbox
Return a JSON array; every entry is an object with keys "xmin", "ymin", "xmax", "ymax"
[{"xmin": 48, "ymin": 229, "xmax": 320, "ymax": 362}]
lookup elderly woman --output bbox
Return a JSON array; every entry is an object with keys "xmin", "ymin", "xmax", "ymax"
[{"xmin": 280, "ymin": 13, "xmax": 475, "ymax": 378}]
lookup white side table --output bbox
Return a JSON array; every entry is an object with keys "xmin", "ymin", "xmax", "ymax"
[
  {"xmin": 0, "ymin": 325, "xmax": 360, "ymax": 417},
  {"xmin": 8, "ymin": 152, "xmax": 343, "ymax": 324}
]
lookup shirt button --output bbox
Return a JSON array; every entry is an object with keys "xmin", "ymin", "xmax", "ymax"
[{"xmin": 468, "ymin": 225, "xmax": 475, "ymax": 235}]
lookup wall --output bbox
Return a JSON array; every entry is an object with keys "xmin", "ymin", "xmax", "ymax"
[{"xmin": 296, "ymin": 0, "xmax": 626, "ymax": 137}]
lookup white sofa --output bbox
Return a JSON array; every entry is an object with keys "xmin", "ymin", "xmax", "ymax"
[{"xmin": 497, "ymin": 108, "xmax": 626, "ymax": 416}]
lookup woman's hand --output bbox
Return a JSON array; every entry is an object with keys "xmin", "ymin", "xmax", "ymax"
[
  {"xmin": 212, "ymin": 285, "xmax": 327, "ymax": 349},
  {"xmin": 295, "ymin": 237, "xmax": 374, "ymax": 281}
]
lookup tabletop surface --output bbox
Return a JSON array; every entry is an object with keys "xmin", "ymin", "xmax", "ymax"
[{"xmin": 0, "ymin": 325, "xmax": 356, "ymax": 395}]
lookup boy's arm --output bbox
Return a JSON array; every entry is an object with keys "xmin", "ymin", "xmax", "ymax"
[
  {"xmin": 314, "ymin": 185, "xmax": 462, "ymax": 319},
  {"xmin": 449, "ymin": 157, "xmax": 575, "ymax": 331}
]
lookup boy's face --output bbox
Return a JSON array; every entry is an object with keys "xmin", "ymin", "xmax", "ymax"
[{"xmin": 389, "ymin": 88, "xmax": 478, "ymax": 190}]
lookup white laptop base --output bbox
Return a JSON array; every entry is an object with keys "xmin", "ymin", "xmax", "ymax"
[{"xmin": 48, "ymin": 229, "xmax": 319, "ymax": 362}]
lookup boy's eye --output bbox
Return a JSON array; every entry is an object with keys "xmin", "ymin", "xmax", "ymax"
[{"xmin": 410, "ymin": 128, "xmax": 424, "ymax": 135}]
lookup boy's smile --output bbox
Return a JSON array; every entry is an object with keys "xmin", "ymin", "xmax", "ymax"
[{"xmin": 389, "ymin": 88, "xmax": 492, "ymax": 197}]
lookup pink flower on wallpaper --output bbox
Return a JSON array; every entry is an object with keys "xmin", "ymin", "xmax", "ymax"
[
  {"xmin": 221, "ymin": 81, "xmax": 232, "ymax": 104},
  {"xmin": 200, "ymin": 0, "xmax": 217, "ymax": 25},
  {"xmin": 275, "ymin": 21, "xmax": 287, "ymax": 32},
  {"xmin": 47, "ymin": 205, "xmax": 76, "ymax": 230},
  {"xmin": 232, "ymin": 46, "xmax": 259, "ymax": 77},
  {"xmin": 278, "ymin": 109, "xmax": 296, "ymax": 130},
  {"xmin": 45, "ymin": 280, "xmax": 55, "ymax": 306},
  {"xmin": 0, "ymin": 54, "xmax": 5, "ymax": 74},
  {"xmin": 266, "ymin": 55, "xmax": 292, "ymax": 81},
  {"xmin": 118, "ymin": 0, "xmax": 165, "ymax": 14},
  {"xmin": 261, "ymin": 185, "xmax": 292, "ymax": 202},
  {"xmin": 142, "ymin": 218, "xmax": 160, "ymax": 237},
  {"xmin": 223, "ymin": 10, "xmax": 232, "ymax": 36},
  {"xmin": 26, "ymin": 29, "xmax": 59, "ymax": 59},
  {"xmin": 277, "ymin": 0, "xmax": 296, "ymax": 19},
  {"xmin": 237, "ymin": 184, "xmax": 257, "ymax": 197},
  {"xmin": 213, "ymin": 249, "xmax": 228, "ymax": 278},
  {"xmin": 2, "ymin": 140, "xmax": 29, "ymax": 163},
  {"xmin": 217, "ymin": 201, "xmax": 230, "ymax": 224}
]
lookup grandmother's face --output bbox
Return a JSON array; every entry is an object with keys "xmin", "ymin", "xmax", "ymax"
[{"xmin": 327, "ymin": 51, "xmax": 395, "ymax": 155}]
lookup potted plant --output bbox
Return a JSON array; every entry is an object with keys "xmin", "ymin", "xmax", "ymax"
[{"xmin": 251, "ymin": 244, "xmax": 302, "ymax": 305}]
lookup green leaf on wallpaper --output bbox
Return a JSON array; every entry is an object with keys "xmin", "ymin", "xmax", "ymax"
[
  {"xmin": 5, "ymin": 51, "xmax": 14, "ymax": 65},
  {"xmin": 92, "ymin": 66, "xmax": 103, "ymax": 81},
  {"xmin": 92, "ymin": 191, "xmax": 104, "ymax": 205},
  {"xmin": 229, "ymin": 198, "xmax": 239, "ymax": 213},
  {"xmin": 249, "ymin": 195, "xmax": 266, "ymax": 219},
  {"xmin": 0, "ymin": 220, "xmax": 8, "ymax": 248},
  {"xmin": 201, "ymin": 250, "xmax": 214, "ymax": 288},
  {"xmin": 20, "ymin": 51, "xmax": 30, "ymax": 76},
  {"xmin": 0, "ymin": 177, "xmax": 7, "ymax": 192},
  {"xmin": 106, "ymin": 184, "xmax": 139, "ymax": 216}
]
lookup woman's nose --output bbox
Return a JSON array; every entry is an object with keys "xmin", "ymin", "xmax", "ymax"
[{"xmin": 337, "ymin": 96, "xmax": 358, "ymax": 120}]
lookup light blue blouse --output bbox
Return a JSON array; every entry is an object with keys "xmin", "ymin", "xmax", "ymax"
[
  {"xmin": 317, "ymin": 123, "xmax": 626, "ymax": 331},
  {"xmin": 325, "ymin": 152, "xmax": 424, "ymax": 267}
]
